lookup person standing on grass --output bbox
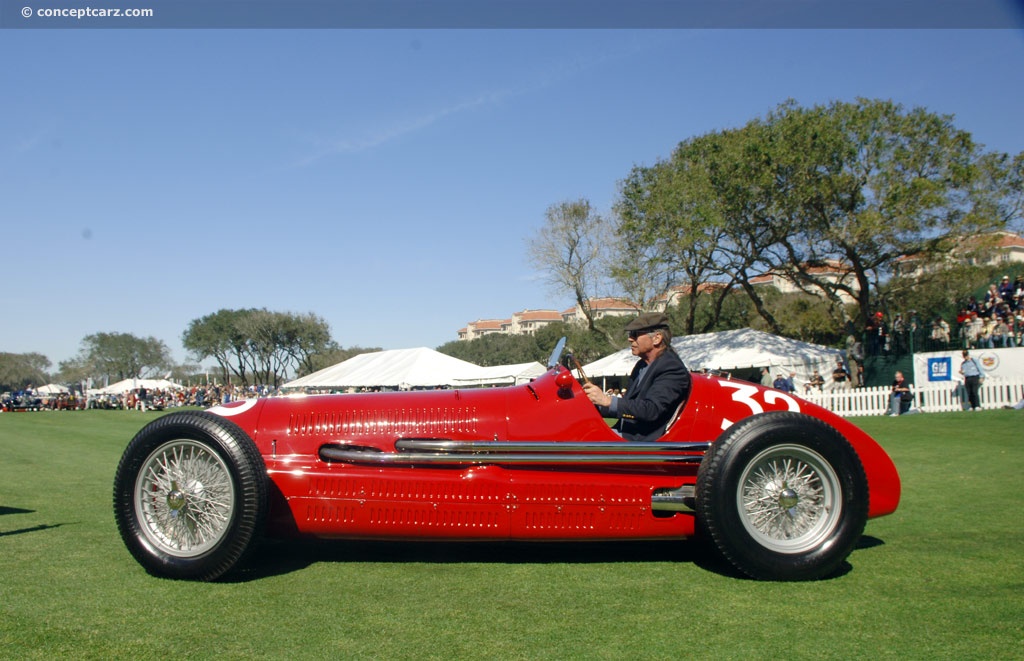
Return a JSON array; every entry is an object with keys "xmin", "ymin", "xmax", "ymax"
[{"xmin": 959, "ymin": 349, "xmax": 985, "ymax": 411}]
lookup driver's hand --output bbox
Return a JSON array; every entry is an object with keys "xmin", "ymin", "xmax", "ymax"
[{"xmin": 582, "ymin": 383, "xmax": 611, "ymax": 408}]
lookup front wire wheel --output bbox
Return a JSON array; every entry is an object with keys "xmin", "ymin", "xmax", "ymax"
[
  {"xmin": 114, "ymin": 411, "xmax": 267, "ymax": 581},
  {"xmin": 135, "ymin": 439, "xmax": 236, "ymax": 558},
  {"xmin": 737, "ymin": 444, "xmax": 842, "ymax": 554},
  {"xmin": 696, "ymin": 411, "xmax": 868, "ymax": 581}
]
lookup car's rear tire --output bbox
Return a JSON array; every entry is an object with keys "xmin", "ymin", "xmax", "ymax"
[
  {"xmin": 695, "ymin": 411, "xmax": 868, "ymax": 581},
  {"xmin": 113, "ymin": 411, "xmax": 267, "ymax": 581}
]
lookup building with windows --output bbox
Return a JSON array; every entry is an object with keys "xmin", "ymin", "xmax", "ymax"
[
  {"xmin": 894, "ymin": 230, "xmax": 1024, "ymax": 278},
  {"xmin": 750, "ymin": 260, "xmax": 860, "ymax": 304},
  {"xmin": 560, "ymin": 297, "xmax": 640, "ymax": 323},
  {"xmin": 458, "ymin": 299, "xmax": 640, "ymax": 341},
  {"xmin": 651, "ymin": 282, "xmax": 730, "ymax": 310}
]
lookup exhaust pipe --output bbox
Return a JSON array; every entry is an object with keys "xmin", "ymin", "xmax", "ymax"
[{"xmin": 651, "ymin": 485, "xmax": 696, "ymax": 513}]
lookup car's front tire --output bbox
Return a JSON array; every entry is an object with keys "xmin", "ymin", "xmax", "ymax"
[
  {"xmin": 113, "ymin": 411, "xmax": 267, "ymax": 581},
  {"xmin": 695, "ymin": 411, "xmax": 868, "ymax": 581}
]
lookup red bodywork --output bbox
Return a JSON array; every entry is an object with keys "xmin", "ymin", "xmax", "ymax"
[{"xmin": 208, "ymin": 366, "xmax": 900, "ymax": 543}]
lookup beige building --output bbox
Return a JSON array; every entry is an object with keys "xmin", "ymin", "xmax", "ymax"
[
  {"xmin": 894, "ymin": 231, "xmax": 1024, "ymax": 278},
  {"xmin": 652, "ymin": 282, "xmax": 729, "ymax": 310},
  {"xmin": 560, "ymin": 297, "xmax": 640, "ymax": 322},
  {"xmin": 750, "ymin": 260, "xmax": 860, "ymax": 304},
  {"xmin": 458, "ymin": 318, "xmax": 509, "ymax": 341},
  {"xmin": 458, "ymin": 299, "xmax": 640, "ymax": 341}
]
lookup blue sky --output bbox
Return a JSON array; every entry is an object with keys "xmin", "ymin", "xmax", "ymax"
[{"xmin": 2, "ymin": 28, "xmax": 1023, "ymax": 369}]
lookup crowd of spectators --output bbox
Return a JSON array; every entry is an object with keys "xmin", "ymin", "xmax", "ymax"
[
  {"xmin": 85, "ymin": 383, "xmax": 286, "ymax": 410},
  {"xmin": 3, "ymin": 382, "xmax": 286, "ymax": 412},
  {"xmin": 865, "ymin": 273, "xmax": 1023, "ymax": 357}
]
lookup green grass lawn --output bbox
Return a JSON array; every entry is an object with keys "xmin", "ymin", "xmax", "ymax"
[{"xmin": 1, "ymin": 409, "xmax": 1022, "ymax": 660}]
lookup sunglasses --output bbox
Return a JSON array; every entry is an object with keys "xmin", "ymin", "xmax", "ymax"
[{"xmin": 627, "ymin": 328, "xmax": 661, "ymax": 340}]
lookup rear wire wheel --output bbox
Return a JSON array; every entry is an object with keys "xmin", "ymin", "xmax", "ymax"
[
  {"xmin": 113, "ymin": 411, "xmax": 267, "ymax": 581},
  {"xmin": 696, "ymin": 411, "xmax": 868, "ymax": 581}
]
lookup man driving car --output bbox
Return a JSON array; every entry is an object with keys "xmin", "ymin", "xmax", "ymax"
[{"xmin": 582, "ymin": 313, "xmax": 691, "ymax": 442}]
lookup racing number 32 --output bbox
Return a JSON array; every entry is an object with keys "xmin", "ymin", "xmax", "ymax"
[{"xmin": 717, "ymin": 381, "xmax": 801, "ymax": 431}]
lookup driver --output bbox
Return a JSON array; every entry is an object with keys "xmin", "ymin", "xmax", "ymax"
[{"xmin": 583, "ymin": 313, "xmax": 690, "ymax": 442}]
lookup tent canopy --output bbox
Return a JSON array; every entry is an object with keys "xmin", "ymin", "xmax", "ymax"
[
  {"xmin": 583, "ymin": 329, "xmax": 843, "ymax": 387},
  {"xmin": 284, "ymin": 350, "xmax": 550, "ymax": 390},
  {"xmin": 35, "ymin": 383, "xmax": 69, "ymax": 395},
  {"xmin": 95, "ymin": 378, "xmax": 182, "ymax": 395},
  {"xmin": 283, "ymin": 348, "xmax": 486, "ymax": 390},
  {"xmin": 452, "ymin": 361, "xmax": 546, "ymax": 387}
]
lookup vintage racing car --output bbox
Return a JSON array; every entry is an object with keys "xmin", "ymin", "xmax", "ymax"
[{"xmin": 113, "ymin": 339, "xmax": 900, "ymax": 582}]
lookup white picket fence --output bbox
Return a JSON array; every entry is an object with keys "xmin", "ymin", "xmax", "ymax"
[{"xmin": 801, "ymin": 377, "xmax": 1024, "ymax": 417}]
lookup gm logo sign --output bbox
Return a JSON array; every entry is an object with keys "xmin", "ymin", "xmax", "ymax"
[{"xmin": 928, "ymin": 357, "xmax": 952, "ymax": 381}]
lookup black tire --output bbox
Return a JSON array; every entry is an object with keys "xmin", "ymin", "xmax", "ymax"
[
  {"xmin": 695, "ymin": 411, "xmax": 868, "ymax": 581},
  {"xmin": 113, "ymin": 411, "xmax": 268, "ymax": 581}
]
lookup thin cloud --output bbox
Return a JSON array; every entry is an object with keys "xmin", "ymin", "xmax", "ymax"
[
  {"xmin": 3, "ymin": 123, "xmax": 55, "ymax": 157},
  {"xmin": 290, "ymin": 39, "xmax": 650, "ymax": 168},
  {"xmin": 291, "ymin": 87, "xmax": 517, "ymax": 168}
]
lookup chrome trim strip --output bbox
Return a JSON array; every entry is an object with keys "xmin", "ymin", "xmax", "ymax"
[
  {"xmin": 319, "ymin": 447, "xmax": 705, "ymax": 465},
  {"xmin": 394, "ymin": 440, "xmax": 712, "ymax": 453},
  {"xmin": 319, "ymin": 439, "xmax": 711, "ymax": 465}
]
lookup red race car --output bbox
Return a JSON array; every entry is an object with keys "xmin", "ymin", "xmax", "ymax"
[{"xmin": 113, "ymin": 339, "xmax": 900, "ymax": 582}]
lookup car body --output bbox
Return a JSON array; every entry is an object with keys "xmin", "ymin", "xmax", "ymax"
[
  {"xmin": 113, "ymin": 340, "xmax": 900, "ymax": 582},
  {"xmin": 1, "ymin": 390, "xmax": 43, "ymax": 412}
]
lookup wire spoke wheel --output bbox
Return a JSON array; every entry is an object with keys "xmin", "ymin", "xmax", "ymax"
[
  {"xmin": 696, "ymin": 411, "xmax": 868, "ymax": 581},
  {"xmin": 114, "ymin": 411, "xmax": 267, "ymax": 581},
  {"xmin": 135, "ymin": 440, "xmax": 236, "ymax": 557},
  {"xmin": 737, "ymin": 444, "xmax": 841, "ymax": 554}
]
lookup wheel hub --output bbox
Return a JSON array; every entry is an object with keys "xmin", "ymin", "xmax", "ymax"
[
  {"xmin": 166, "ymin": 488, "xmax": 186, "ymax": 512},
  {"xmin": 778, "ymin": 486, "xmax": 799, "ymax": 511}
]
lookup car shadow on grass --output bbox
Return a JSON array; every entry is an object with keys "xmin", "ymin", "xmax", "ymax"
[
  {"xmin": 0, "ymin": 506, "xmax": 70, "ymax": 538},
  {"xmin": 227, "ymin": 537, "xmax": 748, "ymax": 583},
  {"xmin": 0, "ymin": 523, "xmax": 67, "ymax": 538},
  {"xmin": 0, "ymin": 506, "xmax": 35, "ymax": 516},
  {"xmin": 228, "ymin": 534, "xmax": 886, "ymax": 583},
  {"xmin": 856, "ymin": 535, "xmax": 885, "ymax": 550}
]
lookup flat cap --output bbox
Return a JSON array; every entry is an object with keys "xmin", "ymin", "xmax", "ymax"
[{"xmin": 624, "ymin": 312, "xmax": 670, "ymax": 332}]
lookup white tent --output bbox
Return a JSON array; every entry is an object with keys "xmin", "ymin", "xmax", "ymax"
[
  {"xmin": 452, "ymin": 361, "xmax": 547, "ymax": 387},
  {"xmin": 35, "ymin": 383, "xmax": 69, "ymax": 395},
  {"xmin": 282, "ymin": 348, "xmax": 486, "ymax": 390},
  {"xmin": 96, "ymin": 378, "xmax": 183, "ymax": 395},
  {"xmin": 583, "ymin": 329, "xmax": 843, "ymax": 389}
]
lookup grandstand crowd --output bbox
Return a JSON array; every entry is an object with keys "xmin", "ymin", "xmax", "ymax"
[
  {"xmin": 1, "ymin": 383, "xmax": 282, "ymax": 412},
  {"xmin": 866, "ymin": 273, "xmax": 1023, "ymax": 356}
]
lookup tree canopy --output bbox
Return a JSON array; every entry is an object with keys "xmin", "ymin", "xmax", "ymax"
[
  {"xmin": 526, "ymin": 199, "xmax": 615, "ymax": 335},
  {"xmin": 182, "ymin": 309, "xmax": 336, "ymax": 387},
  {"xmin": 0, "ymin": 352, "xmax": 51, "ymax": 391},
  {"xmin": 611, "ymin": 98, "xmax": 1022, "ymax": 333}
]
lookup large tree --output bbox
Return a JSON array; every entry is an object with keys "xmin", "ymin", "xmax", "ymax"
[
  {"xmin": 526, "ymin": 199, "xmax": 615, "ymax": 334},
  {"xmin": 756, "ymin": 98, "xmax": 1010, "ymax": 328},
  {"xmin": 615, "ymin": 147, "xmax": 736, "ymax": 334},
  {"xmin": 612, "ymin": 98, "xmax": 1022, "ymax": 334},
  {"xmin": 182, "ymin": 308, "xmax": 335, "ymax": 387},
  {"xmin": 0, "ymin": 352, "xmax": 51, "ymax": 390},
  {"xmin": 74, "ymin": 332, "xmax": 173, "ymax": 381},
  {"xmin": 182, "ymin": 309, "xmax": 252, "ymax": 384}
]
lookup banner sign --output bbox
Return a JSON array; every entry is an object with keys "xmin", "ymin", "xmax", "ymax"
[{"xmin": 914, "ymin": 348, "xmax": 1024, "ymax": 386}]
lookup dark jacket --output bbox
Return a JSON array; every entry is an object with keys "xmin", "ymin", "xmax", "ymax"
[{"xmin": 599, "ymin": 349, "xmax": 691, "ymax": 442}]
